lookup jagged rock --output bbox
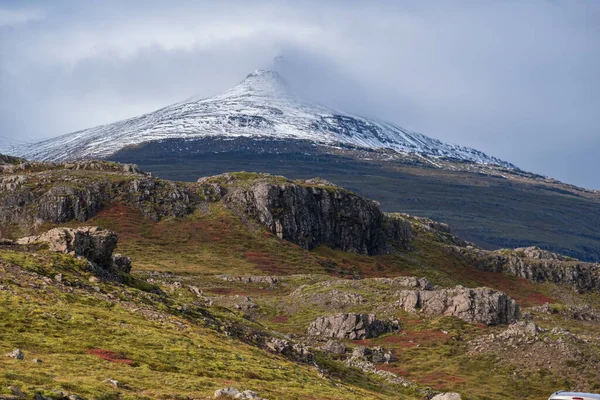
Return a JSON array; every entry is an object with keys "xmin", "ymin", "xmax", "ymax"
[
  {"xmin": 322, "ymin": 340, "xmax": 347, "ymax": 355},
  {"xmin": 6, "ymin": 349, "xmax": 24, "ymax": 360},
  {"xmin": 431, "ymin": 393, "xmax": 462, "ymax": 400},
  {"xmin": 307, "ymin": 313, "xmax": 400, "ymax": 339},
  {"xmin": 111, "ymin": 254, "xmax": 132, "ymax": 273},
  {"xmin": 449, "ymin": 245, "xmax": 600, "ymax": 291},
  {"xmin": 0, "ymin": 238, "xmax": 14, "ymax": 245},
  {"xmin": 394, "ymin": 286, "xmax": 519, "ymax": 325},
  {"xmin": 104, "ymin": 379, "xmax": 119, "ymax": 387},
  {"xmin": 351, "ymin": 346, "xmax": 395, "ymax": 364},
  {"xmin": 233, "ymin": 390, "xmax": 261, "ymax": 399},
  {"xmin": 17, "ymin": 227, "xmax": 117, "ymax": 267},
  {"xmin": 232, "ymin": 296, "xmax": 257, "ymax": 311},
  {"xmin": 214, "ymin": 388, "xmax": 240, "ymax": 398},
  {"xmin": 188, "ymin": 285, "xmax": 203, "ymax": 297},
  {"xmin": 504, "ymin": 321, "xmax": 544, "ymax": 337},
  {"xmin": 222, "ymin": 174, "xmax": 412, "ymax": 255},
  {"xmin": 264, "ymin": 338, "xmax": 314, "ymax": 363},
  {"xmin": 533, "ymin": 302, "xmax": 600, "ymax": 321}
]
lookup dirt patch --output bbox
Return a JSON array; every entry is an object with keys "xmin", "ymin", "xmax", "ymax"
[{"xmin": 86, "ymin": 348, "xmax": 133, "ymax": 365}]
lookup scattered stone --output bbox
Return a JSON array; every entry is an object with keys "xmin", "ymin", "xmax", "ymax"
[
  {"xmin": 110, "ymin": 254, "xmax": 132, "ymax": 273},
  {"xmin": 6, "ymin": 349, "xmax": 24, "ymax": 360},
  {"xmin": 431, "ymin": 393, "xmax": 462, "ymax": 400},
  {"xmin": 104, "ymin": 379, "xmax": 119, "ymax": 388},
  {"xmin": 219, "ymin": 275, "xmax": 279, "ymax": 285},
  {"xmin": 88, "ymin": 276, "xmax": 100, "ymax": 283},
  {"xmin": 32, "ymin": 358, "xmax": 42, "ymax": 363},
  {"xmin": 232, "ymin": 296, "xmax": 257, "ymax": 311},
  {"xmin": 351, "ymin": 345, "xmax": 394, "ymax": 364},
  {"xmin": 233, "ymin": 391, "xmax": 261, "ymax": 399},
  {"xmin": 504, "ymin": 321, "xmax": 544, "ymax": 337},
  {"xmin": 394, "ymin": 286, "xmax": 520, "ymax": 325},
  {"xmin": 308, "ymin": 313, "xmax": 400, "ymax": 340},
  {"xmin": 68, "ymin": 395, "xmax": 83, "ymax": 400},
  {"xmin": 8, "ymin": 386, "xmax": 25, "ymax": 398},
  {"xmin": 188, "ymin": 285, "xmax": 203, "ymax": 297},
  {"xmin": 214, "ymin": 387, "xmax": 240, "ymax": 398},
  {"xmin": 321, "ymin": 340, "xmax": 347, "ymax": 355},
  {"xmin": 264, "ymin": 337, "xmax": 314, "ymax": 363}
]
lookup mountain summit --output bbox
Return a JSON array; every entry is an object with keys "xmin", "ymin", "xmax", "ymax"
[{"xmin": 11, "ymin": 69, "xmax": 513, "ymax": 167}]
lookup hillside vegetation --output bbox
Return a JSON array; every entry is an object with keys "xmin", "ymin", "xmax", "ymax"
[{"xmin": 1, "ymin": 158, "xmax": 599, "ymax": 400}]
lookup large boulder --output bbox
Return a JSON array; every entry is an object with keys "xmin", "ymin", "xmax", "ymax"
[
  {"xmin": 307, "ymin": 313, "xmax": 400, "ymax": 339},
  {"xmin": 17, "ymin": 227, "xmax": 117, "ymax": 267},
  {"xmin": 394, "ymin": 286, "xmax": 520, "ymax": 325}
]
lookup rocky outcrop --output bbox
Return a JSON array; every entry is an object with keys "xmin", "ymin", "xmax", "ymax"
[
  {"xmin": 16, "ymin": 226, "xmax": 131, "ymax": 276},
  {"xmin": 264, "ymin": 338, "xmax": 314, "ymax": 363},
  {"xmin": 218, "ymin": 173, "xmax": 412, "ymax": 255},
  {"xmin": 307, "ymin": 313, "xmax": 400, "ymax": 339},
  {"xmin": 449, "ymin": 246, "xmax": 600, "ymax": 291},
  {"xmin": 394, "ymin": 286, "xmax": 520, "ymax": 325},
  {"xmin": 1, "ymin": 166, "xmax": 414, "ymax": 256},
  {"xmin": 532, "ymin": 302, "xmax": 600, "ymax": 321},
  {"xmin": 17, "ymin": 227, "xmax": 117, "ymax": 266},
  {"xmin": 351, "ymin": 345, "xmax": 395, "ymax": 364}
]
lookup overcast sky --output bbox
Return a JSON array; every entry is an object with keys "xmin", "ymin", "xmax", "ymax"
[{"xmin": 0, "ymin": 0, "xmax": 598, "ymax": 188}]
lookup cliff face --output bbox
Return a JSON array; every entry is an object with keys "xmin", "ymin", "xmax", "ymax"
[
  {"xmin": 448, "ymin": 245, "xmax": 600, "ymax": 291},
  {"xmin": 0, "ymin": 164, "xmax": 412, "ymax": 256},
  {"xmin": 222, "ymin": 176, "xmax": 412, "ymax": 255}
]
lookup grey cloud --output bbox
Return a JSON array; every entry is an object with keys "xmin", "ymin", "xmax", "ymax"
[{"xmin": 0, "ymin": 0, "xmax": 598, "ymax": 188}]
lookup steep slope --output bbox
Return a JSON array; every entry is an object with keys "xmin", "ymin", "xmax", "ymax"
[{"xmin": 11, "ymin": 70, "xmax": 512, "ymax": 167}]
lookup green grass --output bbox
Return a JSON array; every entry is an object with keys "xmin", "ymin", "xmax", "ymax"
[{"xmin": 0, "ymin": 251, "xmax": 409, "ymax": 400}]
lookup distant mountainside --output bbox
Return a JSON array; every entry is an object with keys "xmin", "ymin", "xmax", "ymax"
[
  {"xmin": 8, "ymin": 69, "xmax": 512, "ymax": 167},
  {"xmin": 3, "ymin": 69, "xmax": 598, "ymax": 262}
]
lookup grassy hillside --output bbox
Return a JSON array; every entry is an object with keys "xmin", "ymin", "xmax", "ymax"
[
  {"xmin": 1, "ymin": 161, "xmax": 599, "ymax": 399},
  {"xmin": 110, "ymin": 139, "xmax": 600, "ymax": 262}
]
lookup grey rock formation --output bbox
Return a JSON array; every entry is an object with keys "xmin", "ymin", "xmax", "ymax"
[
  {"xmin": 264, "ymin": 337, "xmax": 314, "ymax": 363},
  {"xmin": 321, "ymin": 340, "xmax": 347, "ymax": 355},
  {"xmin": 6, "ymin": 349, "xmax": 24, "ymax": 360},
  {"xmin": 1, "ymin": 165, "xmax": 414, "ymax": 256},
  {"xmin": 17, "ymin": 227, "xmax": 117, "ymax": 267},
  {"xmin": 450, "ymin": 245, "xmax": 600, "ymax": 291},
  {"xmin": 221, "ymin": 174, "xmax": 412, "ymax": 255},
  {"xmin": 307, "ymin": 313, "xmax": 400, "ymax": 339},
  {"xmin": 214, "ymin": 388, "xmax": 240, "ymax": 398},
  {"xmin": 351, "ymin": 345, "xmax": 395, "ymax": 364},
  {"xmin": 394, "ymin": 286, "xmax": 520, "ymax": 325}
]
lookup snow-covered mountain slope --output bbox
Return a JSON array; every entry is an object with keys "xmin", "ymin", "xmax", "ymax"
[{"xmin": 11, "ymin": 70, "xmax": 514, "ymax": 167}]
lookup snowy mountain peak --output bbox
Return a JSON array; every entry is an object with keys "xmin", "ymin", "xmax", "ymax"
[
  {"xmin": 7, "ymin": 69, "xmax": 515, "ymax": 169},
  {"xmin": 215, "ymin": 69, "xmax": 293, "ymax": 100}
]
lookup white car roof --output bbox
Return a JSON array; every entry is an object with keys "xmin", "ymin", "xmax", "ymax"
[{"xmin": 549, "ymin": 392, "xmax": 600, "ymax": 400}]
